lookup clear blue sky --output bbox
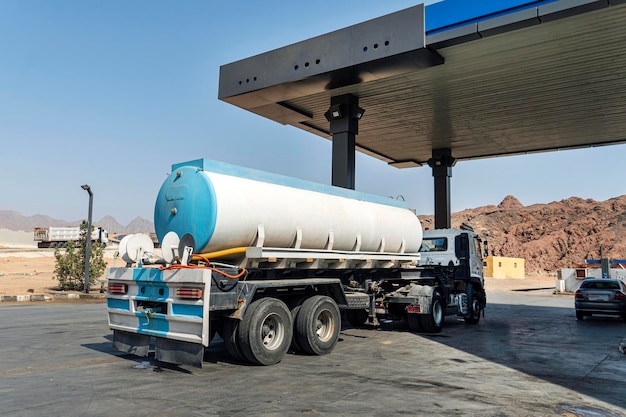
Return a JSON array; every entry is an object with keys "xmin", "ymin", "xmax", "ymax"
[{"xmin": 1, "ymin": 0, "xmax": 624, "ymax": 226}]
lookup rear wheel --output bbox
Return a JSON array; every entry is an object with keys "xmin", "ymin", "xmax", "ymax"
[
  {"xmin": 223, "ymin": 319, "xmax": 244, "ymax": 362},
  {"xmin": 576, "ymin": 311, "xmax": 584, "ymax": 321},
  {"xmin": 420, "ymin": 292, "xmax": 444, "ymax": 333},
  {"xmin": 295, "ymin": 296, "xmax": 341, "ymax": 355},
  {"xmin": 237, "ymin": 298, "xmax": 292, "ymax": 366},
  {"xmin": 289, "ymin": 298, "xmax": 306, "ymax": 353}
]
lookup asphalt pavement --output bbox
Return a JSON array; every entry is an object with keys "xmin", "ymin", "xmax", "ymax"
[{"xmin": 0, "ymin": 288, "xmax": 625, "ymax": 416}]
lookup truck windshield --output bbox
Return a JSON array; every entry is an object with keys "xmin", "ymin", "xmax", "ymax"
[{"xmin": 420, "ymin": 237, "xmax": 447, "ymax": 252}]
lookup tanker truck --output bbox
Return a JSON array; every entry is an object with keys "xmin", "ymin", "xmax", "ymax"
[{"xmin": 106, "ymin": 158, "xmax": 487, "ymax": 368}]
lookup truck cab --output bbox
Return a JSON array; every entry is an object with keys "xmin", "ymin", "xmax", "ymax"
[
  {"xmin": 371, "ymin": 226, "xmax": 487, "ymax": 334},
  {"xmin": 419, "ymin": 227, "xmax": 486, "ymax": 287}
]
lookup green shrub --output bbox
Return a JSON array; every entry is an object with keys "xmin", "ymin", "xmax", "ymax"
[{"xmin": 53, "ymin": 221, "xmax": 106, "ymax": 291}]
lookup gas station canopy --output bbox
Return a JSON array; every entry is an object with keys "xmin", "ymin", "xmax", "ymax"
[{"xmin": 219, "ymin": 0, "xmax": 626, "ymax": 168}]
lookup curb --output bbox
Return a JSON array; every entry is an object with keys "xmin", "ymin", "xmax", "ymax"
[{"xmin": 0, "ymin": 292, "xmax": 106, "ymax": 303}]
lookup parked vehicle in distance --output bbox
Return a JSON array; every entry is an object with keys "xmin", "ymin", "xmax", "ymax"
[
  {"xmin": 575, "ymin": 279, "xmax": 626, "ymax": 322},
  {"xmin": 34, "ymin": 226, "xmax": 108, "ymax": 248}
]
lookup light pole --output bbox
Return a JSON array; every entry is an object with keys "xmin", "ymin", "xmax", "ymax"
[{"xmin": 81, "ymin": 184, "xmax": 93, "ymax": 293}]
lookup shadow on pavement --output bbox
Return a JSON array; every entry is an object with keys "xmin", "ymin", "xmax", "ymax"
[{"xmin": 410, "ymin": 302, "xmax": 626, "ymax": 412}]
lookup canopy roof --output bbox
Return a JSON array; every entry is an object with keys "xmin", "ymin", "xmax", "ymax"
[{"xmin": 219, "ymin": 0, "xmax": 626, "ymax": 168}]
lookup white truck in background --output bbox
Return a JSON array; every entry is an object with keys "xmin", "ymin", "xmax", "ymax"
[
  {"xmin": 34, "ymin": 226, "xmax": 109, "ymax": 248},
  {"xmin": 106, "ymin": 159, "xmax": 487, "ymax": 368}
]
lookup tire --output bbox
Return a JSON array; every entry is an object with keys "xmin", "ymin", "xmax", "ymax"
[
  {"xmin": 295, "ymin": 295, "xmax": 341, "ymax": 356},
  {"xmin": 223, "ymin": 318, "xmax": 245, "ymax": 362},
  {"xmin": 464, "ymin": 285, "xmax": 482, "ymax": 325},
  {"xmin": 346, "ymin": 309, "xmax": 368, "ymax": 328},
  {"xmin": 576, "ymin": 311, "xmax": 584, "ymax": 321},
  {"xmin": 406, "ymin": 313, "xmax": 422, "ymax": 332},
  {"xmin": 284, "ymin": 296, "xmax": 314, "ymax": 353},
  {"xmin": 420, "ymin": 292, "xmax": 444, "ymax": 333},
  {"xmin": 289, "ymin": 303, "xmax": 303, "ymax": 353},
  {"xmin": 237, "ymin": 298, "xmax": 292, "ymax": 366}
]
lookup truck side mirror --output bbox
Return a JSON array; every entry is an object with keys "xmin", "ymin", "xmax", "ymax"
[{"xmin": 483, "ymin": 240, "xmax": 489, "ymax": 258}]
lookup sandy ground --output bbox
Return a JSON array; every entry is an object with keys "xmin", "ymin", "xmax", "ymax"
[
  {"xmin": 0, "ymin": 229, "xmax": 122, "ymax": 295},
  {"xmin": 0, "ymin": 247, "xmax": 123, "ymax": 296}
]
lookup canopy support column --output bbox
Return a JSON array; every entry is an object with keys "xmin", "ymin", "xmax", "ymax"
[
  {"xmin": 327, "ymin": 94, "xmax": 361, "ymax": 190},
  {"xmin": 428, "ymin": 148, "xmax": 456, "ymax": 229}
]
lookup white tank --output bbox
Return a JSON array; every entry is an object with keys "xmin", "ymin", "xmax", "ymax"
[{"xmin": 154, "ymin": 159, "xmax": 422, "ymax": 255}]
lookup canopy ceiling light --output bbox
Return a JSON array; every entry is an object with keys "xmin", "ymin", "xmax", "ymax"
[
  {"xmin": 324, "ymin": 104, "xmax": 343, "ymax": 121},
  {"xmin": 353, "ymin": 106, "xmax": 365, "ymax": 120},
  {"xmin": 324, "ymin": 104, "xmax": 365, "ymax": 121}
]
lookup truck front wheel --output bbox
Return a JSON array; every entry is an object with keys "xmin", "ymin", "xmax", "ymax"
[
  {"xmin": 420, "ymin": 292, "xmax": 444, "ymax": 333},
  {"xmin": 237, "ymin": 298, "xmax": 293, "ymax": 366},
  {"xmin": 464, "ymin": 285, "xmax": 482, "ymax": 325},
  {"xmin": 295, "ymin": 296, "xmax": 341, "ymax": 355}
]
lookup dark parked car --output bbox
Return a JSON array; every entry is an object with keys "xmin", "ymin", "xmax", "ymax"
[{"xmin": 575, "ymin": 279, "xmax": 626, "ymax": 321}]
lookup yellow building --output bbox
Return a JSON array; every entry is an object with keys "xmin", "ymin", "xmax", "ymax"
[{"xmin": 484, "ymin": 256, "xmax": 525, "ymax": 279}]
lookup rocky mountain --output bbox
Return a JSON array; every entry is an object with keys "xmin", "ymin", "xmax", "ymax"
[
  {"xmin": 0, "ymin": 210, "xmax": 154, "ymax": 234},
  {"xmin": 419, "ymin": 195, "xmax": 626, "ymax": 276}
]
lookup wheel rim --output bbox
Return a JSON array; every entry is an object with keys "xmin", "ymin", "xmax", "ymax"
[
  {"xmin": 472, "ymin": 299, "xmax": 480, "ymax": 319},
  {"xmin": 315, "ymin": 309, "xmax": 335, "ymax": 342},
  {"xmin": 433, "ymin": 300, "xmax": 443, "ymax": 325},
  {"xmin": 260, "ymin": 313, "xmax": 284, "ymax": 351}
]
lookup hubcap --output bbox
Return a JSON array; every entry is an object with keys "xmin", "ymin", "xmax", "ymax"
[
  {"xmin": 472, "ymin": 299, "xmax": 480, "ymax": 318},
  {"xmin": 315, "ymin": 309, "xmax": 334, "ymax": 342},
  {"xmin": 261, "ymin": 313, "xmax": 284, "ymax": 351}
]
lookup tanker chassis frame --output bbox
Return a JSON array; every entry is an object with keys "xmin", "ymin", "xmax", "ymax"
[{"xmin": 106, "ymin": 229, "xmax": 486, "ymax": 368}]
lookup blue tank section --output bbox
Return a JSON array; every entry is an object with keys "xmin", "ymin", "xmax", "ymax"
[{"xmin": 154, "ymin": 165, "xmax": 217, "ymax": 252}]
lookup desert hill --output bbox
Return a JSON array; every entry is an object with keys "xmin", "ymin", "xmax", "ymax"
[
  {"xmin": 0, "ymin": 210, "xmax": 154, "ymax": 234},
  {"xmin": 419, "ymin": 195, "xmax": 626, "ymax": 276}
]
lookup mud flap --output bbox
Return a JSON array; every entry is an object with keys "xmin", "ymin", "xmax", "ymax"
[
  {"xmin": 113, "ymin": 330, "xmax": 150, "ymax": 357},
  {"xmin": 155, "ymin": 338, "xmax": 204, "ymax": 368}
]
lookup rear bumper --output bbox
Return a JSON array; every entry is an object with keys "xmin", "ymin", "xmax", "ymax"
[
  {"xmin": 107, "ymin": 267, "xmax": 214, "ymax": 346},
  {"xmin": 575, "ymin": 300, "xmax": 626, "ymax": 316}
]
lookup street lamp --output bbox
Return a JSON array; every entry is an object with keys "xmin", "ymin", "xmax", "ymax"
[{"xmin": 81, "ymin": 184, "xmax": 93, "ymax": 293}]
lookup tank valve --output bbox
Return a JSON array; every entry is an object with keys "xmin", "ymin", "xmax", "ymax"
[{"xmin": 170, "ymin": 208, "xmax": 177, "ymax": 215}]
